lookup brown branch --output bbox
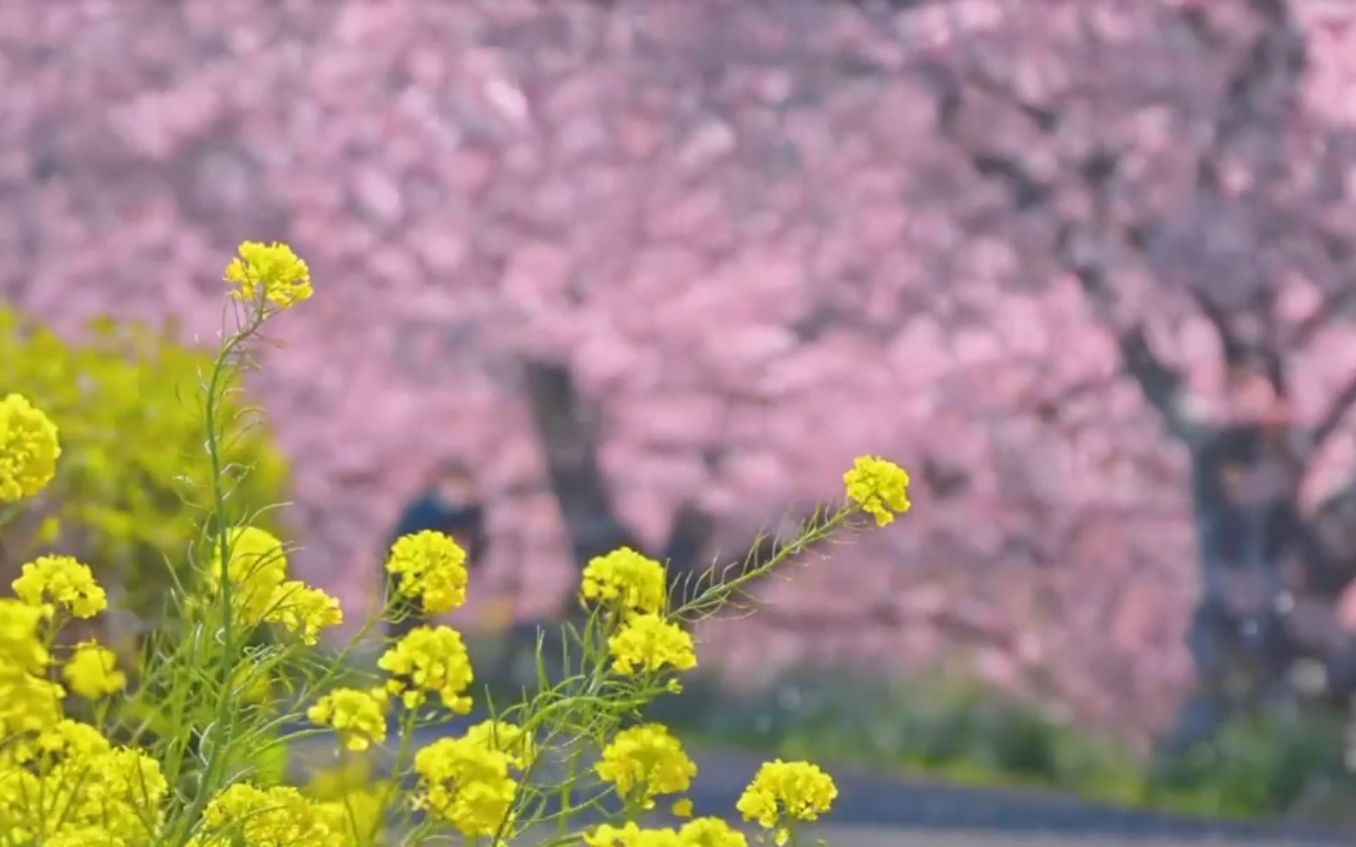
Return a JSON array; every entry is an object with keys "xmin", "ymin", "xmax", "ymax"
[
  {"xmin": 520, "ymin": 357, "xmax": 798, "ymax": 606},
  {"xmin": 521, "ymin": 358, "xmax": 639, "ymax": 568},
  {"xmin": 1068, "ymin": 258, "xmax": 1199, "ymax": 443},
  {"xmin": 1291, "ymin": 285, "xmax": 1356, "ymax": 349},
  {"xmin": 1309, "ymin": 370, "xmax": 1356, "ymax": 456},
  {"xmin": 925, "ymin": 48, "xmax": 1201, "ymax": 445}
]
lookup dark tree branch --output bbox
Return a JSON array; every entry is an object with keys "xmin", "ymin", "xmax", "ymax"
[
  {"xmin": 521, "ymin": 357, "xmax": 796, "ymax": 611},
  {"xmin": 926, "ymin": 54, "xmax": 1201, "ymax": 445},
  {"xmin": 1185, "ymin": 287, "xmax": 1289, "ymax": 400},
  {"xmin": 522, "ymin": 359, "xmax": 640, "ymax": 568},
  {"xmin": 1291, "ymin": 284, "xmax": 1356, "ymax": 349},
  {"xmin": 1063, "ymin": 249, "xmax": 1200, "ymax": 443},
  {"xmin": 1309, "ymin": 370, "xmax": 1356, "ymax": 457}
]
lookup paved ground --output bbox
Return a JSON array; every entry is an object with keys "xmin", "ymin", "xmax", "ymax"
[
  {"xmin": 686, "ymin": 749, "xmax": 1352, "ymax": 847},
  {"xmin": 802, "ymin": 828, "xmax": 1342, "ymax": 847}
]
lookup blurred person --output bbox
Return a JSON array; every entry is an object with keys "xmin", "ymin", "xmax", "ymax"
[{"xmin": 384, "ymin": 460, "xmax": 486, "ymax": 639}]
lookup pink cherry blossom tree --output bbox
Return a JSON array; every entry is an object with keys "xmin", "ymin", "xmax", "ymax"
[{"xmin": 5, "ymin": 0, "xmax": 1356, "ymax": 743}]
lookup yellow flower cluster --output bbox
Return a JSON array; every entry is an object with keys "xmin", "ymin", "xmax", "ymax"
[
  {"xmin": 585, "ymin": 819, "xmax": 746, "ymax": 847},
  {"xmin": 63, "ymin": 640, "xmax": 126, "ymax": 700},
  {"xmin": 210, "ymin": 526, "xmax": 289, "ymax": 624},
  {"xmin": 0, "ymin": 532, "xmax": 157, "ymax": 847},
  {"xmin": 579, "ymin": 547, "xmax": 697, "ymax": 680},
  {"xmin": 385, "ymin": 530, "xmax": 469, "ymax": 616},
  {"xmin": 269, "ymin": 580, "xmax": 345, "ymax": 645},
  {"xmin": 735, "ymin": 760, "xmax": 838, "ymax": 845},
  {"xmin": 209, "ymin": 526, "xmax": 343, "ymax": 642},
  {"xmin": 0, "ymin": 598, "xmax": 62, "ymax": 737},
  {"xmin": 607, "ymin": 613, "xmax": 697, "ymax": 676},
  {"xmin": 676, "ymin": 817, "xmax": 749, "ymax": 847},
  {"xmin": 224, "ymin": 240, "xmax": 313, "ymax": 310},
  {"xmin": 595, "ymin": 724, "xmax": 697, "ymax": 809},
  {"xmin": 463, "ymin": 719, "xmax": 536, "ymax": 769},
  {"xmin": 378, "ymin": 625, "xmax": 475, "ymax": 711},
  {"xmin": 308, "ymin": 687, "xmax": 390, "ymax": 752},
  {"xmin": 581, "ymin": 547, "xmax": 667, "ymax": 615},
  {"xmin": 192, "ymin": 783, "xmax": 344, "ymax": 846},
  {"xmin": 0, "ymin": 268, "xmax": 884, "ymax": 846},
  {"xmin": 843, "ymin": 455, "xmax": 912, "ymax": 526},
  {"xmin": 413, "ymin": 722, "xmax": 530, "ymax": 838},
  {"xmin": 0, "ymin": 392, "xmax": 61, "ymax": 502},
  {"xmin": 0, "ymin": 719, "xmax": 168, "ymax": 845},
  {"xmin": 13, "ymin": 554, "xmax": 107, "ymax": 618}
]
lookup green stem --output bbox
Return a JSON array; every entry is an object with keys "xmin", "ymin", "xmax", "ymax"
[
  {"xmin": 371, "ymin": 706, "xmax": 420, "ymax": 837},
  {"xmin": 167, "ymin": 312, "xmax": 264, "ymax": 846}
]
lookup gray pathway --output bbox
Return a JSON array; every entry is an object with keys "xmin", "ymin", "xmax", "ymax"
[{"xmin": 686, "ymin": 749, "xmax": 1351, "ymax": 846}]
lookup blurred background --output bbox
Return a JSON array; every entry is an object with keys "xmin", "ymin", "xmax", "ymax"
[{"xmin": 8, "ymin": 0, "xmax": 1356, "ymax": 837}]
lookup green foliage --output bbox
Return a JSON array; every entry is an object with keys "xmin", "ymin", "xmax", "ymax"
[
  {"xmin": 1148, "ymin": 709, "xmax": 1355, "ymax": 817},
  {"xmin": 0, "ymin": 307, "xmax": 289, "ymax": 618},
  {"xmin": 666, "ymin": 665, "xmax": 1356, "ymax": 820}
]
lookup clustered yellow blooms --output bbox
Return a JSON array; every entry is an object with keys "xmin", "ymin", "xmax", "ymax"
[
  {"xmin": 190, "ymin": 783, "xmax": 348, "ymax": 847},
  {"xmin": 582, "ymin": 546, "xmax": 668, "ymax": 615},
  {"xmin": 0, "ymin": 393, "xmax": 60, "ymax": 502},
  {"xmin": 385, "ymin": 529, "xmax": 469, "ymax": 615},
  {"xmin": 224, "ymin": 240, "xmax": 313, "ymax": 310},
  {"xmin": 585, "ymin": 818, "xmax": 747, "ymax": 847},
  {"xmin": 62, "ymin": 640, "xmax": 126, "ymax": 700},
  {"xmin": 13, "ymin": 554, "xmax": 107, "ymax": 618},
  {"xmin": 0, "ymin": 599, "xmax": 63, "ymax": 738},
  {"xmin": 268, "ymin": 579, "xmax": 345, "ymax": 645},
  {"xmin": 413, "ymin": 724, "xmax": 526, "ymax": 837},
  {"xmin": 0, "ymin": 244, "xmax": 905, "ymax": 846},
  {"xmin": 208, "ymin": 526, "xmax": 343, "ymax": 643},
  {"xmin": 463, "ymin": 719, "xmax": 536, "ymax": 769},
  {"xmin": 308, "ymin": 687, "xmax": 390, "ymax": 752},
  {"xmin": 608, "ymin": 613, "xmax": 697, "ymax": 676},
  {"xmin": 378, "ymin": 624, "xmax": 475, "ymax": 711},
  {"xmin": 0, "ymin": 565, "xmax": 166, "ymax": 844},
  {"xmin": 0, "ymin": 721, "xmax": 168, "ymax": 846},
  {"xmin": 578, "ymin": 548, "xmax": 699, "ymax": 680},
  {"xmin": 596, "ymin": 724, "xmax": 697, "ymax": 810},
  {"xmin": 735, "ymin": 760, "xmax": 839, "ymax": 846},
  {"xmin": 843, "ymin": 455, "xmax": 912, "ymax": 526}
]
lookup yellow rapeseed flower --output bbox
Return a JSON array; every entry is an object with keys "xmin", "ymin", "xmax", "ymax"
[
  {"xmin": 736, "ymin": 760, "xmax": 837, "ymax": 846},
  {"xmin": 0, "ymin": 393, "xmax": 61, "ymax": 502},
  {"xmin": 308, "ymin": 687, "xmax": 390, "ymax": 752},
  {"xmin": 0, "ymin": 672, "xmax": 64, "ymax": 737},
  {"xmin": 194, "ymin": 783, "xmax": 337, "ymax": 846},
  {"xmin": 595, "ymin": 724, "xmax": 696, "ymax": 809},
  {"xmin": 581, "ymin": 547, "xmax": 667, "ymax": 615},
  {"xmin": 584, "ymin": 822, "xmax": 683, "ymax": 847},
  {"xmin": 0, "ymin": 598, "xmax": 50, "ymax": 676},
  {"xmin": 224, "ymin": 241, "xmax": 313, "ymax": 310},
  {"xmin": 265, "ymin": 580, "xmax": 343, "ymax": 645},
  {"xmin": 413, "ymin": 736, "xmax": 517, "ymax": 837},
  {"xmin": 209, "ymin": 526, "xmax": 288, "ymax": 626},
  {"xmin": 843, "ymin": 455, "xmax": 911, "ymax": 526},
  {"xmin": 378, "ymin": 625, "xmax": 474, "ymax": 711},
  {"xmin": 13, "ymin": 555, "xmax": 107, "ymax": 618},
  {"xmin": 385, "ymin": 530, "xmax": 469, "ymax": 615},
  {"xmin": 463, "ymin": 719, "xmax": 536, "ymax": 770},
  {"xmin": 316, "ymin": 790, "xmax": 381, "ymax": 847},
  {"xmin": 679, "ymin": 818, "xmax": 749, "ymax": 847},
  {"xmin": 2, "ymin": 721, "xmax": 168, "ymax": 844},
  {"xmin": 0, "ymin": 600, "xmax": 62, "ymax": 737},
  {"xmin": 62, "ymin": 640, "xmax": 126, "ymax": 700},
  {"xmin": 608, "ymin": 613, "xmax": 697, "ymax": 676}
]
